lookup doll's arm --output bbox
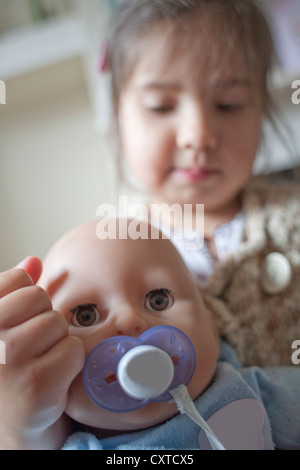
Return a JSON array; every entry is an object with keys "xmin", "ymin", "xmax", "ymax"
[{"xmin": 0, "ymin": 261, "xmax": 85, "ymax": 450}]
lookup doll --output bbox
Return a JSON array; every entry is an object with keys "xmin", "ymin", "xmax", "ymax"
[
  {"xmin": 1, "ymin": 220, "xmax": 299, "ymax": 450},
  {"xmin": 35, "ymin": 219, "xmax": 299, "ymax": 450}
]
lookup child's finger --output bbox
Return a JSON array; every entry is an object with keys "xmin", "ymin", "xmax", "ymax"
[
  {"xmin": 4, "ymin": 310, "xmax": 69, "ymax": 364},
  {"xmin": 0, "ymin": 268, "xmax": 33, "ymax": 299},
  {"xmin": 0, "ymin": 285, "xmax": 52, "ymax": 328},
  {"xmin": 23, "ymin": 335, "xmax": 85, "ymax": 403},
  {"xmin": 1, "ymin": 336, "xmax": 85, "ymax": 427},
  {"xmin": 16, "ymin": 257, "xmax": 43, "ymax": 285}
]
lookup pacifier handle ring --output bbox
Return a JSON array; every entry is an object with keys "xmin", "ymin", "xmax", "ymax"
[{"xmin": 117, "ymin": 345, "xmax": 175, "ymax": 400}]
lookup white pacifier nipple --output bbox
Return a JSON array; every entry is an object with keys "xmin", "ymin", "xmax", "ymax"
[{"xmin": 117, "ymin": 345, "xmax": 174, "ymax": 400}]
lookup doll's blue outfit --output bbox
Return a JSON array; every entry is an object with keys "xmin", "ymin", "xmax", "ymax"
[{"xmin": 62, "ymin": 341, "xmax": 300, "ymax": 450}]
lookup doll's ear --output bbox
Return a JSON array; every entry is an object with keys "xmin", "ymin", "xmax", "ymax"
[{"xmin": 16, "ymin": 256, "xmax": 43, "ymax": 285}]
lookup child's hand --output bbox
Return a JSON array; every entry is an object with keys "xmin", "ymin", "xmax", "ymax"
[{"xmin": 0, "ymin": 258, "xmax": 85, "ymax": 450}]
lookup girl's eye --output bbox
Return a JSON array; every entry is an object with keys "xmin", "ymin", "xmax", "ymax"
[
  {"xmin": 145, "ymin": 289, "xmax": 174, "ymax": 312},
  {"xmin": 70, "ymin": 304, "xmax": 102, "ymax": 327},
  {"xmin": 147, "ymin": 105, "xmax": 174, "ymax": 114},
  {"xmin": 217, "ymin": 103, "xmax": 242, "ymax": 112}
]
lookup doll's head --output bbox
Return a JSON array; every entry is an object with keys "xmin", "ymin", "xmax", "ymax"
[{"xmin": 39, "ymin": 219, "xmax": 219, "ymax": 431}]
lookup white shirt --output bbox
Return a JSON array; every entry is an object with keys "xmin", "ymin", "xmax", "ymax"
[{"xmin": 170, "ymin": 212, "xmax": 246, "ymax": 283}]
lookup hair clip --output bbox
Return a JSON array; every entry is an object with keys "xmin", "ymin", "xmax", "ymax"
[{"xmin": 99, "ymin": 39, "xmax": 110, "ymax": 73}]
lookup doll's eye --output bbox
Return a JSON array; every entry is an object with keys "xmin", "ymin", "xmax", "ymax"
[
  {"xmin": 70, "ymin": 304, "xmax": 102, "ymax": 327},
  {"xmin": 145, "ymin": 289, "xmax": 174, "ymax": 312}
]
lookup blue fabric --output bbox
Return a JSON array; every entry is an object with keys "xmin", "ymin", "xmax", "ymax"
[{"xmin": 62, "ymin": 341, "xmax": 300, "ymax": 450}]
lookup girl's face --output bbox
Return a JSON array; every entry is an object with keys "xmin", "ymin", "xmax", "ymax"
[{"xmin": 118, "ymin": 25, "xmax": 263, "ymax": 212}]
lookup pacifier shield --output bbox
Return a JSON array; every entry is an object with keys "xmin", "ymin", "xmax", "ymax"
[{"xmin": 83, "ymin": 325, "xmax": 196, "ymax": 412}]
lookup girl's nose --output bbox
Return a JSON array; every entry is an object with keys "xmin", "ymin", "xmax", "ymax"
[
  {"xmin": 113, "ymin": 307, "xmax": 148, "ymax": 338},
  {"xmin": 176, "ymin": 104, "xmax": 217, "ymax": 153}
]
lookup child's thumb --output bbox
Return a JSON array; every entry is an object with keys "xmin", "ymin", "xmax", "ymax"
[{"xmin": 16, "ymin": 256, "xmax": 43, "ymax": 285}]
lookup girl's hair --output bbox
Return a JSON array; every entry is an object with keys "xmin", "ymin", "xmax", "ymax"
[
  {"xmin": 108, "ymin": 0, "xmax": 276, "ymax": 117},
  {"xmin": 108, "ymin": 0, "xmax": 296, "ymax": 174}
]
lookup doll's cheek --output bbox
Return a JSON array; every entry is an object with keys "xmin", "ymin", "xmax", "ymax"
[{"xmin": 66, "ymin": 373, "xmax": 91, "ymax": 416}]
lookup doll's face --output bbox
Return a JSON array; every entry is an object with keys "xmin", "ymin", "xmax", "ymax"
[{"xmin": 39, "ymin": 221, "xmax": 219, "ymax": 432}]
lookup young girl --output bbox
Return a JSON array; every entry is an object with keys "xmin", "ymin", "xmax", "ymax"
[
  {"xmin": 107, "ymin": 0, "xmax": 300, "ymax": 367},
  {"xmin": 0, "ymin": 0, "xmax": 299, "ymax": 448}
]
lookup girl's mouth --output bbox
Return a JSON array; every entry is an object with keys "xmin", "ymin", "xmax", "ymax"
[{"xmin": 174, "ymin": 167, "xmax": 219, "ymax": 183}]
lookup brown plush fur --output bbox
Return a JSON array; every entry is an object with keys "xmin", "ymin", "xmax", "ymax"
[{"xmin": 202, "ymin": 177, "xmax": 300, "ymax": 367}]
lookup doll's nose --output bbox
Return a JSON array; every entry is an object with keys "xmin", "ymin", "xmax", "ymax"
[{"xmin": 114, "ymin": 307, "xmax": 148, "ymax": 338}]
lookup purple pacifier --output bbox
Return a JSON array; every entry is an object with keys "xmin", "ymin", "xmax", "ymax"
[{"xmin": 83, "ymin": 325, "xmax": 196, "ymax": 412}]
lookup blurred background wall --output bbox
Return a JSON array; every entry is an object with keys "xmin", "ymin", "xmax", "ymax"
[
  {"xmin": 0, "ymin": 0, "xmax": 119, "ymax": 270},
  {"xmin": 0, "ymin": 0, "xmax": 299, "ymax": 271}
]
